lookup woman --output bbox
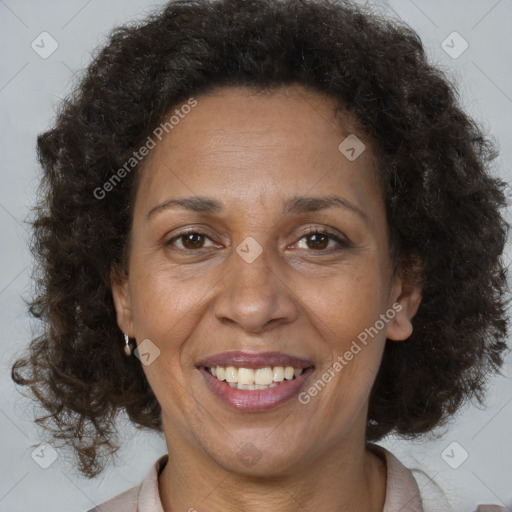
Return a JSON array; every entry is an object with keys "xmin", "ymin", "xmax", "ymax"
[{"xmin": 11, "ymin": 0, "xmax": 510, "ymax": 510}]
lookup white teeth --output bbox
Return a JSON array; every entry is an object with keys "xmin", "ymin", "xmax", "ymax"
[
  {"xmin": 284, "ymin": 366, "xmax": 295, "ymax": 380},
  {"xmin": 237, "ymin": 368, "xmax": 254, "ymax": 385},
  {"xmin": 225, "ymin": 366, "xmax": 237, "ymax": 382},
  {"xmin": 254, "ymin": 367, "xmax": 273, "ymax": 385},
  {"xmin": 273, "ymin": 366, "xmax": 285, "ymax": 382},
  {"xmin": 207, "ymin": 365, "xmax": 308, "ymax": 388}
]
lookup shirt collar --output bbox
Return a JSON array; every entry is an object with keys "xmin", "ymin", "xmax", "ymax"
[
  {"xmin": 367, "ymin": 442, "xmax": 424, "ymax": 512},
  {"xmin": 136, "ymin": 454, "xmax": 168, "ymax": 512}
]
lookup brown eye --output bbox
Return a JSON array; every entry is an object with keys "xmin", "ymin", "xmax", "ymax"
[
  {"xmin": 297, "ymin": 228, "xmax": 350, "ymax": 252},
  {"xmin": 165, "ymin": 231, "xmax": 216, "ymax": 251},
  {"xmin": 305, "ymin": 232, "xmax": 329, "ymax": 250},
  {"xmin": 180, "ymin": 233, "xmax": 205, "ymax": 249}
]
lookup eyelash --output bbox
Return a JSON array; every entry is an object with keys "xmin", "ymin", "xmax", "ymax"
[{"xmin": 164, "ymin": 227, "xmax": 350, "ymax": 253}]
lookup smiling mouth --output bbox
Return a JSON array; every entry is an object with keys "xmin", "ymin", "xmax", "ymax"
[{"xmin": 202, "ymin": 365, "xmax": 313, "ymax": 390}]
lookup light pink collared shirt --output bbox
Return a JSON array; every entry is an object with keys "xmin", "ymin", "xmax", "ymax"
[{"xmin": 86, "ymin": 443, "xmax": 506, "ymax": 512}]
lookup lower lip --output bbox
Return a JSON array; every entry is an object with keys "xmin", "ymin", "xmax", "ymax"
[{"xmin": 198, "ymin": 366, "xmax": 314, "ymax": 412}]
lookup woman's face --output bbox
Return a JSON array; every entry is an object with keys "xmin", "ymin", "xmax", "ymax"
[{"xmin": 112, "ymin": 84, "xmax": 421, "ymax": 475}]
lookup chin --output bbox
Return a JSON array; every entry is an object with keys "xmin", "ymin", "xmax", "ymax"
[{"xmin": 204, "ymin": 434, "xmax": 313, "ymax": 478}]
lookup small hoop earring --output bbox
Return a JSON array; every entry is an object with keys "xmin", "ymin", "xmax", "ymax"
[{"xmin": 123, "ymin": 333, "xmax": 133, "ymax": 356}]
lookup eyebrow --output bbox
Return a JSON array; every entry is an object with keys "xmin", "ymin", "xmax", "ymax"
[{"xmin": 145, "ymin": 194, "xmax": 369, "ymax": 224}]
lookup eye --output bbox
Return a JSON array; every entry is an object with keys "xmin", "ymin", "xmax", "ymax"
[
  {"xmin": 164, "ymin": 230, "xmax": 218, "ymax": 251},
  {"xmin": 295, "ymin": 227, "xmax": 350, "ymax": 252},
  {"xmin": 164, "ymin": 227, "xmax": 350, "ymax": 253}
]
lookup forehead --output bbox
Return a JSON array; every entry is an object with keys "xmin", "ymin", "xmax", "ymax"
[{"xmin": 134, "ymin": 84, "xmax": 383, "ymax": 222}]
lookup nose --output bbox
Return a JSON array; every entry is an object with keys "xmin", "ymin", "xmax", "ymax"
[{"xmin": 213, "ymin": 243, "xmax": 299, "ymax": 334}]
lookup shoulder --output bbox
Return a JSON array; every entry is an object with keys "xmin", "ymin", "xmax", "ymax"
[
  {"xmin": 84, "ymin": 454, "xmax": 168, "ymax": 512},
  {"xmin": 85, "ymin": 485, "xmax": 139, "ymax": 512},
  {"xmin": 411, "ymin": 469, "xmax": 507, "ymax": 512},
  {"xmin": 367, "ymin": 443, "xmax": 507, "ymax": 512}
]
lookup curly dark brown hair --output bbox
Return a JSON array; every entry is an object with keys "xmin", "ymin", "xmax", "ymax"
[{"xmin": 12, "ymin": 0, "xmax": 510, "ymax": 478}]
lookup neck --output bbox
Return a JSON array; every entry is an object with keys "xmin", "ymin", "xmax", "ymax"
[{"xmin": 158, "ymin": 420, "xmax": 387, "ymax": 512}]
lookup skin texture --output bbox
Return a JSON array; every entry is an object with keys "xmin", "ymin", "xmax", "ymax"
[{"xmin": 111, "ymin": 84, "xmax": 422, "ymax": 512}]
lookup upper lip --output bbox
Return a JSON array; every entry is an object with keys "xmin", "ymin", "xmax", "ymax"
[{"xmin": 197, "ymin": 351, "xmax": 314, "ymax": 369}]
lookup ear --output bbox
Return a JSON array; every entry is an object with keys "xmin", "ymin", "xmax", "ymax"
[
  {"xmin": 110, "ymin": 266, "xmax": 135, "ymax": 338},
  {"xmin": 386, "ymin": 255, "xmax": 423, "ymax": 342}
]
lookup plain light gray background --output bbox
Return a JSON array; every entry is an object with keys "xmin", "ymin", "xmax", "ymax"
[{"xmin": 1, "ymin": 1, "xmax": 511, "ymax": 511}]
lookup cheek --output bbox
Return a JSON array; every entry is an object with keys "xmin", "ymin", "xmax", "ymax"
[
  {"xmin": 300, "ymin": 261, "xmax": 388, "ymax": 400},
  {"xmin": 130, "ymin": 263, "xmax": 206, "ymax": 337},
  {"xmin": 303, "ymin": 260, "xmax": 387, "ymax": 344},
  {"xmin": 127, "ymin": 263, "xmax": 220, "ymax": 402},
  {"xmin": 128, "ymin": 267, "xmax": 205, "ymax": 420}
]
